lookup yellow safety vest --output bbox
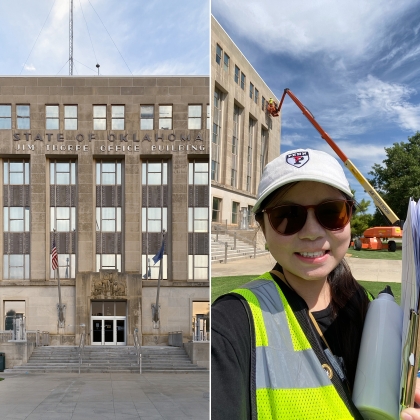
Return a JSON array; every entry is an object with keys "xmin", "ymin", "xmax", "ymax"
[{"xmin": 232, "ymin": 272, "xmax": 355, "ymax": 419}]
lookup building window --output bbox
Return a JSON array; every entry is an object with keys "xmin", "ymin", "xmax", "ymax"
[
  {"xmin": 140, "ymin": 105, "xmax": 154, "ymax": 130},
  {"xmin": 241, "ymin": 72, "xmax": 246, "ymax": 90},
  {"xmin": 212, "ymin": 90, "xmax": 222, "ymax": 182},
  {"xmin": 206, "ymin": 104, "xmax": 210, "ymax": 129},
  {"xmin": 16, "ymin": 105, "xmax": 30, "ymax": 129},
  {"xmin": 231, "ymin": 105, "xmax": 240, "ymax": 188},
  {"xmin": 93, "ymin": 105, "xmax": 107, "ymax": 130},
  {"xmin": 192, "ymin": 301, "xmax": 209, "ymax": 341},
  {"xmin": 188, "ymin": 161, "xmax": 209, "ymax": 281},
  {"xmin": 64, "ymin": 105, "xmax": 77, "ymax": 130},
  {"xmin": 216, "ymin": 44, "xmax": 222, "ymax": 65},
  {"xmin": 250, "ymin": 82, "xmax": 254, "ymax": 100},
  {"xmin": 50, "ymin": 161, "xmax": 77, "ymax": 278},
  {"xmin": 212, "ymin": 197, "xmax": 222, "ymax": 223},
  {"xmin": 188, "ymin": 105, "xmax": 202, "ymax": 129},
  {"xmin": 247, "ymin": 118, "xmax": 256, "ymax": 192},
  {"xmin": 0, "ymin": 105, "xmax": 11, "ymax": 129},
  {"xmin": 46, "ymin": 105, "xmax": 59, "ymax": 130},
  {"xmin": 159, "ymin": 105, "xmax": 172, "ymax": 129},
  {"xmin": 96, "ymin": 161, "xmax": 123, "ymax": 272},
  {"xmin": 261, "ymin": 128, "xmax": 269, "ymax": 175},
  {"xmin": 3, "ymin": 160, "xmax": 30, "ymax": 280},
  {"xmin": 223, "ymin": 52, "xmax": 229, "ymax": 72},
  {"xmin": 255, "ymin": 88, "xmax": 259, "ymax": 105},
  {"xmin": 112, "ymin": 105, "xmax": 125, "ymax": 130},
  {"xmin": 142, "ymin": 161, "xmax": 168, "ymax": 280},
  {"xmin": 248, "ymin": 204, "xmax": 254, "ymax": 227},
  {"xmin": 232, "ymin": 201, "xmax": 239, "ymax": 224},
  {"xmin": 234, "ymin": 65, "xmax": 240, "ymax": 84},
  {"xmin": 262, "ymin": 96, "xmax": 266, "ymax": 111}
]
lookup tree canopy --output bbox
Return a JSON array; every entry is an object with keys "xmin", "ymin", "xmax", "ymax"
[
  {"xmin": 369, "ymin": 132, "xmax": 420, "ymax": 223},
  {"xmin": 350, "ymin": 192, "xmax": 374, "ymax": 237}
]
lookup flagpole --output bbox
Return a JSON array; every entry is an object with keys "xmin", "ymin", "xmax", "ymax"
[
  {"xmin": 53, "ymin": 230, "xmax": 64, "ymax": 327},
  {"xmin": 152, "ymin": 230, "xmax": 165, "ymax": 325}
]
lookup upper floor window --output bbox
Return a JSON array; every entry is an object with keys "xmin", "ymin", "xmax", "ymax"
[
  {"xmin": 241, "ymin": 72, "xmax": 246, "ymax": 90},
  {"xmin": 0, "ymin": 105, "xmax": 12, "ymax": 129},
  {"xmin": 250, "ymin": 82, "xmax": 254, "ymax": 100},
  {"xmin": 255, "ymin": 88, "xmax": 259, "ymax": 105},
  {"xmin": 64, "ymin": 105, "xmax": 77, "ymax": 130},
  {"xmin": 93, "ymin": 105, "xmax": 107, "ymax": 130},
  {"xmin": 262, "ymin": 96, "xmax": 266, "ymax": 111},
  {"xmin": 112, "ymin": 105, "xmax": 125, "ymax": 130},
  {"xmin": 223, "ymin": 53, "xmax": 229, "ymax": 72},
  {"xmin": 207, "ymin": 104, "xmax": 210, "ymax": 130},
  {"xmin": 159, "ymin": 105, "xmax": 172, "ymax": 130},
  {"xmin": 140, "ymin": 105, "xmax": 154, "ymax": 130},
  {"xmin": 16, "ymin": 105, "xmax": 30, "ymax": 129},
  {"xmin": 216, "ymin": 44, "xmax": 222, "ymax": 65},
  {"xmin": 188, "ymin": 105, "xmax": 202, "ymax": 129},
  {"xmin": 234, "ymin": 66, "xmax": 240, "ymax": 84},
  {"xmin": 46, "ymin": 105, "xmax": 59, "ymax": 130}
]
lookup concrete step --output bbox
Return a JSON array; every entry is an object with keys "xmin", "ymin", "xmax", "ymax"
[{"xmin": 9, "ymin": 345, "xmax": 207, "ymax": 373}]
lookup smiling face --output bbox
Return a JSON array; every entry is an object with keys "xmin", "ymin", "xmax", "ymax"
[{"xmin": 262, "ymin": 181, "xmax": 351, "ymax": 285}]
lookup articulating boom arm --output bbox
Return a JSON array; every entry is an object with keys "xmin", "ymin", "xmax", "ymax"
[{"xmin": 277, "ymin": 88, "xmax": 400, "ymax": 226}]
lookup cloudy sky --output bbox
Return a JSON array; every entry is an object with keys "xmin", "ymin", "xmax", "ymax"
[
  {"xmin": 0, "ymin": 0, "xmax": 209, "ymax": 76},
  {"xmin": 212, "ymin": 0, "xmax": 420, "ymax": 214}
]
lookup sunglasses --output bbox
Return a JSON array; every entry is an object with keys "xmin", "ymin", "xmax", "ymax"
[{"xmin": 262, "ymin": 200, "xmax": 354, "ymax": 236}]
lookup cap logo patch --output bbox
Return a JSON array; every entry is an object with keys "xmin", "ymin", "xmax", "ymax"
[{"xmin": 286, "ymin": 151, "xmax": 309, "ymax": 168}]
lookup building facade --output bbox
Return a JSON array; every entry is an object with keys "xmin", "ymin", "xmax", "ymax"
[
  {"xmin": 0, "ymin": 76, "xmax": 209, "ymax": 347},
  {"xmin": 211, "ymin": 17, "xmax": 281, "ymax": 227}
]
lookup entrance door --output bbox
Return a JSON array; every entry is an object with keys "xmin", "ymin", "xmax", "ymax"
[{"xmin": 91, "ymin": 317, "xmax": 126, "ymax": 345}]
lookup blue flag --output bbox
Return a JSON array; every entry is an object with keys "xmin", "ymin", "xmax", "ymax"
[{"xmin": 152, "ymin": 241, "xmax": 164, "ymax": 265}]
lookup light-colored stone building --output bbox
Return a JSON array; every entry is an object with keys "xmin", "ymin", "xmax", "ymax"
[
  {"xmin": 211, "ymin": 17, "xmax": 281, "ymax": 227},
  {"xmin": 0, "ymin": 76, "xmax": 209, "ymax": 348}
]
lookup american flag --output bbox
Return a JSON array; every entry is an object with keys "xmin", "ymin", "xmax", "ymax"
[{"xmin": 51, "ymin": 240, "xmax": 58, "ymax": 271}]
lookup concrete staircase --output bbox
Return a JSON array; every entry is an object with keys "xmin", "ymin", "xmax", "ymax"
[
  {"xmin": 7, "ymin": 345, "xmax": 207, "ymax": 373},
  {"xmin": 211, "ymin": 232, "xmax": 269, "ymax": 263}
]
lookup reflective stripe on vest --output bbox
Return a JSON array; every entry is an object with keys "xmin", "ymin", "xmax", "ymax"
[{"xmin": 232, "ymin": 273, "xmax": 354, "ymax": 419}]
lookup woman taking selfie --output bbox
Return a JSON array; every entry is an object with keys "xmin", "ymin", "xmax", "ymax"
[{"xmin": 211, "ymin": 148, "xmax": 420, "ymax": 420}]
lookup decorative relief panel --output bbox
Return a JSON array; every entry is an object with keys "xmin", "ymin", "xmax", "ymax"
[{"xmin": 91, "ymin": 271, "xmax": 127, "ymax": 298}]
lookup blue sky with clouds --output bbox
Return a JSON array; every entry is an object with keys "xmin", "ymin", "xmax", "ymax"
[
  {"xmin": 212, "ymin": 0, "xmax": 420, "ymax": 214},
  {"xmin": 0, "ymin": 0, "xmax": 209, "ymax": 76}
]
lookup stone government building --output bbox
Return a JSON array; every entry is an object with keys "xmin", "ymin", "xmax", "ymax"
[{"xmin": 0, "ymin": 76, "xmax": 210, "ymax": 350}]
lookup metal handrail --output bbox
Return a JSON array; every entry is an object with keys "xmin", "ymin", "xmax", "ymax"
[
  {"xmin": 211, "ymin": 223, "xmax": 256, "ymax": 247},
  {"xmin": 134, "ymin": 328, "xmax": 142, "ymax": 374},
  {"xmin": 78, "ymin": 330, "xmax": 86, "ymax": 375}
]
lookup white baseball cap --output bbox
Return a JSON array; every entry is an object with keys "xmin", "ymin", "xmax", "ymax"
[{"xmin": 253, "ymin": 148, "xmax": 353, "ymax": 213}]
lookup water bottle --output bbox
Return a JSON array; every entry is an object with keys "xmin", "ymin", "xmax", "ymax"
[{"xmin": 353, "ymin": 287, "xmax": 403, "ymax": 420}]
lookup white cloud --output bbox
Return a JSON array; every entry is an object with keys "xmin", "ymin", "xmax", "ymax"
[
  {"xmin": 212, "ymin": 0, "xmax": 416, "ymax": 59},
  {"xmin": 23, "ymin": 64, "xmax": 36, "ymax": 72}
]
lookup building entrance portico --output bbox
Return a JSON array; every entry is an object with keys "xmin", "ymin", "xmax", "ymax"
[{"xmin": 91, "ymin": 300, "xmax": 127, "ymax": 345}]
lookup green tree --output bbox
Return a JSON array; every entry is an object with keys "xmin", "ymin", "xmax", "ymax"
[
  {"xmin": 351, "ymin": 193, "xmax": 374, "ymax": 237},
  {"xmin": 5, "ymin": 309, "xmax": 15, "ymax": 330},
  {"xmin": 369, "ymin": 132, "xmax": 420, "ymax": 223}
]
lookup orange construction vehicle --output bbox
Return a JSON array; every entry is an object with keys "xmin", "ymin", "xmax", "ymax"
[{"xmin": 271, "ymin": 88, "xmax": 403, "ymax": 252}]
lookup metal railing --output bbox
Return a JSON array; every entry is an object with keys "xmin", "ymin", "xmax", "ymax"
[
  {"xmin": 133, "ymin": 328, "xmax": 142, "ymax": 374},
  {"xmin": 78, "ymin": 326, "xmax": 86, "ymax": 375}
]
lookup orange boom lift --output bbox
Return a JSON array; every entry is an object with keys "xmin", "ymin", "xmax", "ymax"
[{"xmin": 270, "ymin": 88, "xmax": 403, "ymax": 252}]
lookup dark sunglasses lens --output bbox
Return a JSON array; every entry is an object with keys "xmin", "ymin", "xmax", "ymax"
[
  {"xmin": 316, "ymin": 201, "xmax": 351, "ymax": 230},
  {"xmin": 269, "ymin": 205, "xmax": 307, "ymax": 235}
]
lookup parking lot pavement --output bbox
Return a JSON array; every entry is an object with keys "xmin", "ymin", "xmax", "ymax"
[
  {"xmin": 0, "ymin": 371, "xmax": 209, "ymax": 420},
  {"xmin": 211, "ymin": 254, "xmax": 402, "ymax": 283}
]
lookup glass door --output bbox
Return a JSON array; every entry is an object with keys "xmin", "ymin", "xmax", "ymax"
[{"xmin": 104, "ymin": 319, "xmax": 114, "ymax": 344}]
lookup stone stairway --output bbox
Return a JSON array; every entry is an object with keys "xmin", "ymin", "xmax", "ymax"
[
  {"xmin": 211, "ymin": 233, "xmax": 269, "ymax": 263},
  {"xmin": 7, "ymin": 345, "xmax": 207, "ymax": 373}
]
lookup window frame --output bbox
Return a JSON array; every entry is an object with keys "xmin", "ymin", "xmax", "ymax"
[
  {"xmin": 223, "ymin": 52, "xmax": 229, "ymax": 72},
  {"xmin": 140, "ymin": 105, "xmax": 154, "ymax": 130},
  {"xmin": 64, "ymin": 105, "xmax": 78, "ymax": 130},
  {"xmin": 16, "ymin": 105, "xmax": 30, "ymax": 130},
  {"xmin": 158, "ymin": 105, "xmax": 173, "ymax": 130},
  {"xmin": 46, "ymin": 105, "xmax": 59, "ymax": 130},
  {"xmin": 111, "ymin": 105, "xmax": 125, "ymax": 130},
  {"xmin": 240, "ymin": 72, "xmax": 246, "ymax": 90},
  {"xmin": 93, "ymin": 105, "xmax": 107, "ymax": 131},
  {"xmin": 188, "ymin": 105, "xmax": 202, "ymax": 130},
  {"xmin": 216, "ymin": 44, "xmax": 222, "ymax": 65}
]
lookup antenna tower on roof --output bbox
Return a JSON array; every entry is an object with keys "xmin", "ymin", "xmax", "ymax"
[{"xmin": 69, "ymin": 0, "xmax": 73, "ymax": 75}]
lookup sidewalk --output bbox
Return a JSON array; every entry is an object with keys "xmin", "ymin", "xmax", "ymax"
[
  {"xmin": 0, "ymin": 371, "xmax": 209, "ymax": 420},
  {"xmin": 211, "ymin": 254, "xmax": 402, "ymax": 283}
]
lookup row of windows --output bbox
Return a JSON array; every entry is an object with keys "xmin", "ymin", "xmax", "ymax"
[
  {"xmin": 0, "ymin": 104, "xmax": 210, "ymax": 131},
  {"xmin": 215, "ymin": 43, "xmax": 265, "ymax": 109},
  {"xmin": 212, "ymin": 197, "xmax": 254, "ymax": 227},
  {"xmin": 2, "ymin": 159, "xmax": 209, "ymax": 281}
]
